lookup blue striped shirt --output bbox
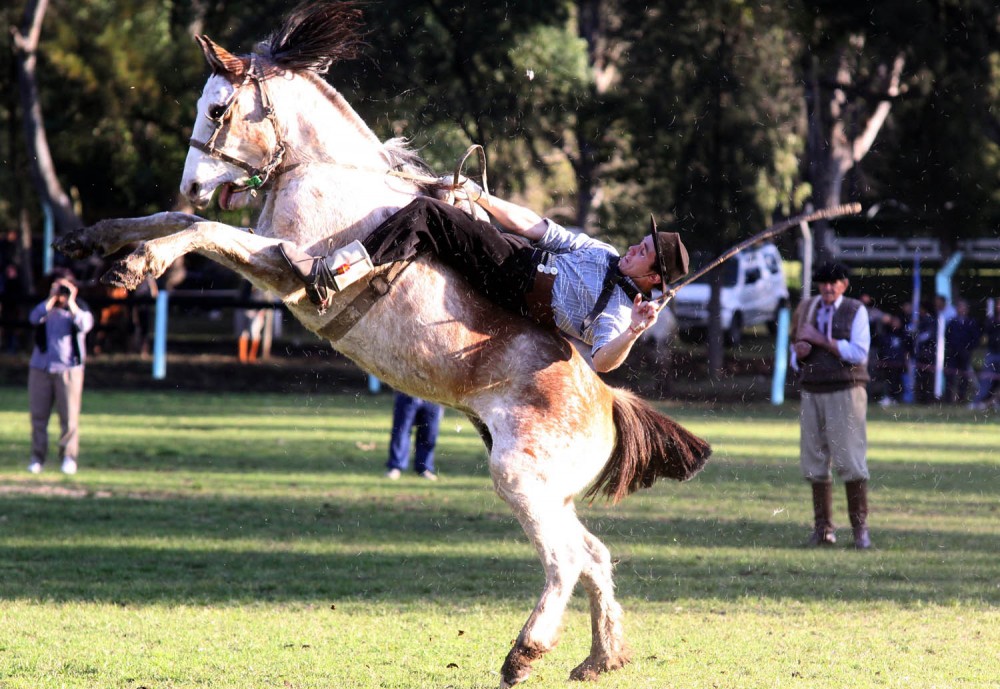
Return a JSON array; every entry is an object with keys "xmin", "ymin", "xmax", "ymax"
[{"xmin": 537, "ymin": 220, "xmax": 636, "ymax": 354}]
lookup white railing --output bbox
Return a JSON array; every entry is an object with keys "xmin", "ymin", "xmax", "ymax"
[{"xmin": 831, "ymin": 236, "xmax": 1000, "ymax": 262}]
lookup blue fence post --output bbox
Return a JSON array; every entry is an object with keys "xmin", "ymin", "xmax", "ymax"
[
  {"xmin": 42, "ymin": 202, "xmax": 54, "ymax": 275},
  {"xmin": 153, "ymin": 291, "xmax": 169, "ymax": 380},
  {"xmin": 903, "ymin": 251, "xmax": 920, "ymax": 404},
  {"xmin": 933, "ymin": 252, "xmax": 963, "ymax": 399},
  {"xmin": 771, "ymin": 306, "xmax": 791, "ymax": 405}
]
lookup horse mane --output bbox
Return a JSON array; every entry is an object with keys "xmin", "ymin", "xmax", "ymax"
[
  {"xmin": 259, "ymin": 1, "xmax": 366, "ymax": 74},
  {"xmin": 383, "ymin": 138, "xmax": 441, "ymax": 196},
  {"xmin": 254, "ymin": 2, "xmax": 439, "ymax": 196}
]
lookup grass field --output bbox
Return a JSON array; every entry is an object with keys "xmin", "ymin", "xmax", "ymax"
[{"xmin": 0, "ymin": 386, "xmax": 998, "ymax": 688}]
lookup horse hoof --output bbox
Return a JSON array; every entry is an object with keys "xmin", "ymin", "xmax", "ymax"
[
  {"xmin": 569, "ymin": 652, "xmax": 631, "ymax": 682},
  {"xmin": 499, "ymin": 642, "xmax": 543, "ymax": 688}
]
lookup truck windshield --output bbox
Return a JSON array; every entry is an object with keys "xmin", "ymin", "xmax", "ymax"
[{"xmin": 692, "ymin": 259, "xmax": 739, "ymax": 287}]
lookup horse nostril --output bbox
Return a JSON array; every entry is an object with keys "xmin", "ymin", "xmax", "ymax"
[{"xmin": 187, "ymin": 181, "xmax": 200, "ymax": 198}]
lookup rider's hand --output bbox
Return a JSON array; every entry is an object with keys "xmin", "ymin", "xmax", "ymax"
[
  {"xmin": 437, "ymin": 175, "xmax": 484, "ymax": 205},
  {"xmin": 628, "ymin": 294, "xmax": 660, "ymax": 336}
]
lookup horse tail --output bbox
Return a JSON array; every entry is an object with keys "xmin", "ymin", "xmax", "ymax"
[{"xmin": 585, "ymin": 388, "xmax": 711, "ymax": 504}]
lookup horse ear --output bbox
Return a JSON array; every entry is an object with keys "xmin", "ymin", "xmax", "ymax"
[{"xmin": 195, "ymin": 35, "xmax": 247, "ymax": 80}]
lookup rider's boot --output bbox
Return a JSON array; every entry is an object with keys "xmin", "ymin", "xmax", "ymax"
[{"xmin": 279, "ymin": 241, "xmax": 374, "ymax": 313}]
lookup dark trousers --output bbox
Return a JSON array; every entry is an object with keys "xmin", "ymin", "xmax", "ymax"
[
  {"xmin": 974, "ymin": 353, "xmax": 1000, "ymax": 402},
  {"xmin": 387, "ymin": 392, "xmax": 444, "ymax": 473},
  {"xmin": 944, "ymin": 352, "xmax": 974, "ymax": 402},
  {"xmin": 363, "ymin": 197, "xmax": 539, "ymax": 315},
  {"xmin": 874, "ymin": 360, "xmax": 905, "ymax": 401}
]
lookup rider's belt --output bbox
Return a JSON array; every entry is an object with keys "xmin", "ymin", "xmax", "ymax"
[{"xmin": 523, "ymin": 249, "xmax": 558, "ymax": 329}]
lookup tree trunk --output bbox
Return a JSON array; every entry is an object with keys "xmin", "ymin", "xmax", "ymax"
[
  {"xmin": 803, "ymin": 39, "xmax": 904, "ymax": 262},
  {"xmin": 705, "ymin": 27, "xmax": 728, "ymax": 381},
  {"xmin": 574, "ymin": 0, "xmax": 620, "ymax": 230},
  {"xmin": 12, "ymin": 0, "xmax": 82, "ymax": 235}
]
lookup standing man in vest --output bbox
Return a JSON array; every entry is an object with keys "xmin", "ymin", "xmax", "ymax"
[
  {"xmin": 791, "ymin": 262, "xmax": 872, "ymax": 549},
  {"xmin": 27, "ymin": 270, "xmax": 94, "ymax": 475}
]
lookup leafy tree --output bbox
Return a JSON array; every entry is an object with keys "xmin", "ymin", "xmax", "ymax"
[
  {"xmin": 611, "ymin": 1, "xmax": 805, "ymax": 375},
  {"xmin": 792, "ymin": 0, "xmax": 1000, "ymax": 256}
]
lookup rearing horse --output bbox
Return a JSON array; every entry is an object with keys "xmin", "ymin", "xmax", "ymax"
[{"xmin": 56, "ymin": 3, "xmax": 710, "ymax": 685}]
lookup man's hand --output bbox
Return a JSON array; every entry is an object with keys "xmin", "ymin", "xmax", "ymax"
[
  {"xmin": 792, "ymin": 340, "xmax": 813, "ymax": 360},
  {"xmin": 796, "ymin": 322, "xmax": 826, "ymax": 346},
  {"xmin": 628, "ymin": 294, "xmax": 661, "ymax": 336},
  {"xmin": 797, "ymin": 322, "xmax": 839, "ymax": 356},
  {"xmin": 591, "ymin": 296, "xmax": 662, "ymax": 373},
  {"xmin": 438, "ymin": 175, "xmax": 485, "ymax": 206}
]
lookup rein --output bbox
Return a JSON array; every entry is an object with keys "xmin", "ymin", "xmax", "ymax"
[{"xmin": 655, "ymin": 203, "xmax": 863, "ymax": 306}]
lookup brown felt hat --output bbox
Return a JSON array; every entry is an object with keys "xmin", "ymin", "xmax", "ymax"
[{"xmin": 650, "ymin": 215, "xmax": 690, "ymax": 284}]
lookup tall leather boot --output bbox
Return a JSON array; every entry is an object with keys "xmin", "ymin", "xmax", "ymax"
[
  {"xmin": 807, "ymin": 481, "xmax": 836, "ymax": 546},
  {"xmin": 845, "ymin": 480, "xmax": 872, "ymax": 549}
]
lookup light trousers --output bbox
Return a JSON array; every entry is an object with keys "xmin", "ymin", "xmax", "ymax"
[
  {"xmin": 29, "ymin": 366, "xmax": 84, "ymax": 464},
  {"xmin": 799, "ymin": 386, "xmax": 869, "ymax": 483}
]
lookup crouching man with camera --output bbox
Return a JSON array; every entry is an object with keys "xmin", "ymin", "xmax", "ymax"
[{"xmin": 27, "ymin": 269, "xmax": 94, "ymax": 475}]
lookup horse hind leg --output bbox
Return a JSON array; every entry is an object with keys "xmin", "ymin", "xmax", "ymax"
[
  {"xmin": 493, "ymin": 475, "xmax": 590, "ymax": 688},
  {"xmin": 571, "ymin": 528, "xmax": 631, "ymax": 681}
]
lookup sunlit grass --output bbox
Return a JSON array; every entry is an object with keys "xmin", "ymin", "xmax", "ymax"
[{"xmin": 0, "ymin": 387, "xmax": 997, "ymax": 688}]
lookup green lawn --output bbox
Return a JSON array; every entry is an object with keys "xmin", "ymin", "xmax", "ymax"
[{"xmin": 0, "ymin": 387, "xmax": 997, "ymax": 688}]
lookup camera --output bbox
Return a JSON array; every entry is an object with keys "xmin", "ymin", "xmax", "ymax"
[{"xmin": 57, "ymin": 285, "xmax": 72, "ymax": 297}]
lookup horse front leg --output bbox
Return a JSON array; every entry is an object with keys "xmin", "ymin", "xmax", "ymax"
[
  {"xmin": 101, "ymin": 222, "xmax": 306, "ymax": 302},
  {"xmin": 54, "ymin": 212, "xmax": 207, "ymax": 260}
]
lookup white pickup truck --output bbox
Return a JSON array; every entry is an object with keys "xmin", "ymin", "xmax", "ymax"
[{"xmin": 672, "ymin": 243, "xmax": 789, "ymax": 346}]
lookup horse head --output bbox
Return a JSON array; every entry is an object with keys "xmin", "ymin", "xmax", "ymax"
[
  {"xmin": 180, "ymin": 1, "xmax": 371, "ymax": 214},
  {"xmin": 180, "ymin": 37, "xmax": 284, "ymax": 212}
]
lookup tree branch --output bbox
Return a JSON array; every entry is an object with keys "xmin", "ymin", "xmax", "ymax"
[{"xmin": 852, "ymin": 52, "xmax": 905, "ymax": 162}]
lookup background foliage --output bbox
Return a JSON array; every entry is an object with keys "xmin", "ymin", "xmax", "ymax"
[{"xmin": 3, "ymin": 0, "xmax": 998, "ymax": 252}]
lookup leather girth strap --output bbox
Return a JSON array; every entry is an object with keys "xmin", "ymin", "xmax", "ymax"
[{"xmin": 316, "ymin": 259, "xmax": 414, "ymax": 342}]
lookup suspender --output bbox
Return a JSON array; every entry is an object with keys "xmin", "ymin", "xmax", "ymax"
[{"xmin": 581, "ymin": 255, "xmax": 640, "ymax": 332}]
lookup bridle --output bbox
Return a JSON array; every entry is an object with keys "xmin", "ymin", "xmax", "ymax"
[{"xmin": 188, "ymin": 55, "xmax": 289, "ymax": 195}]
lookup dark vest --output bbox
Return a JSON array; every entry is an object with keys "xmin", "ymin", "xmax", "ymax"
[{"xmin": 799, "ymin": 296, "xmax": 870, "ymax": 393}]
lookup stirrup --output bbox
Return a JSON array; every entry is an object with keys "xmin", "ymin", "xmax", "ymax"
[{"xmin": 279, "ymin": 241, "xmax": 374, "ymax": 314}]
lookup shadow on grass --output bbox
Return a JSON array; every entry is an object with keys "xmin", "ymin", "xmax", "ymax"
[{"xmin": 1, "ymin": 491, "xmax": 997, "ymax": 607}]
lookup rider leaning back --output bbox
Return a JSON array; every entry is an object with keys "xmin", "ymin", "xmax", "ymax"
[{"xmin": 279, "ymin": 185, "xmax": 689, "ymax": 373}]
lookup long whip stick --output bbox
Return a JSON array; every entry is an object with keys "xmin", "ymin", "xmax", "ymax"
[{"xmin": 656, "ymin": 203, "xmax": 862, "ymax": 305}]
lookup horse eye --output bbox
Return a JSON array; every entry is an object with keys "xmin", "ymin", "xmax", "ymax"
[{"xmin": 208, "ymin": 104, "xmax": 227, "ymax": 120}]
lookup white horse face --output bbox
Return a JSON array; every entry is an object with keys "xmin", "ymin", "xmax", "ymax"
[{"xmin": 180, "ymin": 72, "xmax": 278, "ymax": 212}]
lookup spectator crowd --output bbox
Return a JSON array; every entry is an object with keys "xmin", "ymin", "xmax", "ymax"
[{"xmin": 869, "ymin": 294, "xmax": 1000, "ymax": 409}]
